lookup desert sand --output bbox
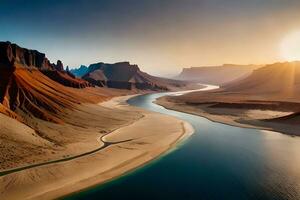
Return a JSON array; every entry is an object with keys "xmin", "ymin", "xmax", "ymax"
[{"xmin": 0, "ymin": 94, "xmax": 194, "ymax": 200}]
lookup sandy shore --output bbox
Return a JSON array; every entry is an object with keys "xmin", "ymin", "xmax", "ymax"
[
  {"xmin": 0, "ymin": 95, "xmax": 194, "ymax": 200},
  {"xmin": 156, "ymin": 97, "xmax": 300, "ymax": 136}
]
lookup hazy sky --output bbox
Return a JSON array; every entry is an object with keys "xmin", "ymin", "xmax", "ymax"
[{"xmin": 1, "ymin": 0, "xmax": 300, "ymax": 75}]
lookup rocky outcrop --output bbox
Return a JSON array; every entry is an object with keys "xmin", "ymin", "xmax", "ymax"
[
  {"xmin": 0, "ymin": 41, "xmax": 91, "ymax": 88},
  {"xmin": 86, "ymin": 62, "xmax": 140, "ymax": 81},
  {"xmin": 0, "ymin": 41, "xmax": 53, "ymax": 70},
  {"xmin": 54, "ymin": 60, "xmax": 64, "ymax": 71},
  {"xmin": 82, "ymin": 61, "xmax": 184, "ymax": 90}
]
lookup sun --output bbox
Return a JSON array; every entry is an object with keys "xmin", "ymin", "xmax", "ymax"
[{"xmin": 280, "ymin": 30, "xmax": 300, "ymax": 61}]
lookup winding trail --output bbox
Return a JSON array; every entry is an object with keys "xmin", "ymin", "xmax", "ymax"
[{"xmin": 0, "ymin": 114, "xmax": 144, "ymax": 177}]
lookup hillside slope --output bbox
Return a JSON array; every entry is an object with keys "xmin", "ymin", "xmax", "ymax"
[{"xmin": 224, "ymin": 62, "xmax": 300, "ymax": 98}]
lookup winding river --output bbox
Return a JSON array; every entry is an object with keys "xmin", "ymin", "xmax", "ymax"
[{"xmin": 65, "ymin": 85, "xmax": 300, "ymax": 200}]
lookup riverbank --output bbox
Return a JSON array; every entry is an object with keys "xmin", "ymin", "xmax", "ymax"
[
  {"xmin": 0, "ymin": 94, "xmax": 194, "ymax": 200},
  {"xmin": 156, "ymin": 96, "xmax": 300, "ymax": 137}
]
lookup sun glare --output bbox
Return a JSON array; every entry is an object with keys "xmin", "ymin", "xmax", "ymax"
[{"xmin": 280, "ymin": 30, "xmax": 300, "ymax": 61}]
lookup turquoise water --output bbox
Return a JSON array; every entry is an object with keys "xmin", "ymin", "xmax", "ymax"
[{"xmin": 64, "ymin": 91, "xmax": 300, "ymax": 200}]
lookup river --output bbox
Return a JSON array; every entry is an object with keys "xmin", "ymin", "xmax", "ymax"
[{"xmin": 64, "ymin": 85, "xmax": 300, "ymax": 200}]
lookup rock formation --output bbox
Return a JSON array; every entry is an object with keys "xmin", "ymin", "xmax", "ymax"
[
  {"xmin": 82, "ymin": 61, "xmax": 186, "ymax": 90},
  {"xmin": 0, "ymin": 41, "xmax": 53, "ymax": 70},
  {"xmin": 54, "ymin": 60, "xmax": 64, "ymax": 71}
]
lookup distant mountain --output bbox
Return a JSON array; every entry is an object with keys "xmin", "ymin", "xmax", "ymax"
[
  {"xmin": 70, "ymin": 65, "xmax": 88, "ymax": 77},
  {"xmin": 175, "ymin": 64, "xmax": 261, "ymax": 85},
  {"xmin": 82, "ymin": 61, "xmax": 187, "ymax": 90}
]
